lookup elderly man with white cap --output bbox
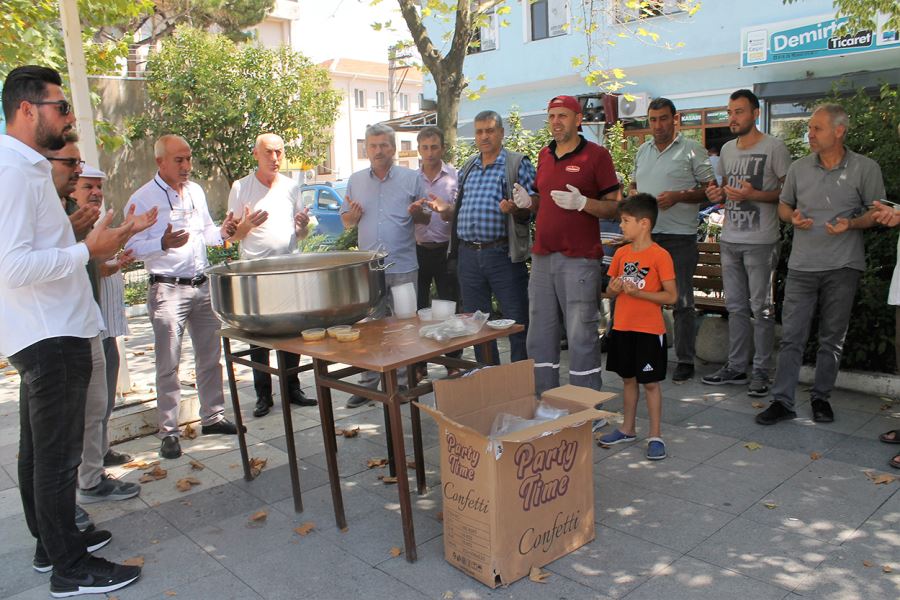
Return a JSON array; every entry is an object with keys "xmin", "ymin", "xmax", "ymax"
[{"xmin": 72, "ymin": 164, "xmax": 137, "ymax": 467}]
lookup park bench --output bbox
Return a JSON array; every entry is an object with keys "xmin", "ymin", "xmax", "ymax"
[{"xmin": 693, "ymin": 241, "xmax": 727, "ymax": 314}]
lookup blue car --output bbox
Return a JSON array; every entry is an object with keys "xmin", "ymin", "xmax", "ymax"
[{"xmin": 299, "ymin": 182, "xmax": 347, "ymax": 239}]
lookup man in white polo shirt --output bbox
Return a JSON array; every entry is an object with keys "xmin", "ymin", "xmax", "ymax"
[
  {"xmin": 0, "ymin": 65, "xmax": 140, "ymax": 596},
  {"xmin": 125, "ymin": 134, "xmax": 242, "ymax": 460},
  {"xmin": 227, "ymin": 133, "xmax": 315, "ymax": 417}
]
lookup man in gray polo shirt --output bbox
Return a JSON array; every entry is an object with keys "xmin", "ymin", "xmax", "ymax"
[
  {"xmin": 340, "ymin": 123, "xmax": 426, "ymax": 408},
  {"xmin": 702, "ymin": 89, "xmax": 792, "ymax": 396},
  {"xmin": 631, "ymin": 97, "xmax": 715, "ymax": 382},
  {"xmin": 756, "ymin": 103, "xmax": 884, "ymax": 426}
]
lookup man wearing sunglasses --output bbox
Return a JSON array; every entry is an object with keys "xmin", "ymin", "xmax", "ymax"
[{"xmin": 0, "ymin": 65, "xmax": 141, "ymax": 597}]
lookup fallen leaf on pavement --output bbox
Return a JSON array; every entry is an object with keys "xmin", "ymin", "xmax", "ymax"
[
  {"xmin": 379, "ymin": 475, "xmax": 398, "ymax": 484},
  {"xmin": 864, "ymin": 471, "xmax": 898, "ymax": 485},
  {"xmin": 131, "ymin": 351, "xmax": 145, "ymax": 357},
  {"xmin": 0, "ymin": 359, "xmax": 8, "ymax": 369},
  {"xmin": 810, "ymin": 452, "xmax": 822, "ymax": 461},
  {"xmin": 249, "ymin": 457, "xmax": 268, "ymax": 478},
  {"xmin": 144, "ymin": 345, "xmax": 154, "ymax": 350},
  {"xmin": 751, "ymin": 402, "xmax": 765, "ymax": 409},
  {"xmin": 884, "ymin": 565, "xmax": 893, "ymax": 573},
  {"xmin": 340, "ymin": 527, "xmax": 349, "ymax": 533},
  {"xmin": 138, "ymin": 465, "xmax": 168, "ymax": 483},
  {"xmin": 122, "ymin": 556, "xmax": 144, "ymax": 567},
  {"xmin": 342, "ymin": 427, "xmax": 360, "ymax": 438},
  {"xmin": 189, "ymin": 460, "xmax": 205, "ymax": 471},
  {"xmin": 4, "ymin": 370, "xmax": 17, "ymax": 376},
  {"xmin": 124, "ymin": 459, "xmax": 160, "ymax": 470},
  {"xmin": 389, "ymin": 546, "xmax": 403, "ymax": 557},
  {"xmin": 529, "ymin": 566, "xmax": 550, "ymax": 583},
  {"xmin": 182, "ymin": 423, "xmax": 197, "ymax": 440},
  {"xmin": 294, "ymin": 522, "xmax": 315, "ymax": 536},
  {"xmin": 164, "ymin": 592, "xmax": 176, "ymax": 597},
  {"xmin": 334, "ymin": 428, "xmax": 344, "ymax": 436},
  {"xmin": 249, "ymin": 510, "xmax": 267, "ymax": 522},
  {"xmin": 442, "ymin": 592, "xmax": 453, "ymax": 599},
  {"xmin": 175, "ymin": 476, "xmax": 201, "ymax": 492},
  {"xmin": 436, "ymin": 511, "xmax": 443, "ymax": 522},
  {"xmin": 367, "ymin": 458, "xmax": 389, "ymax": 469},
  {"xmin": 863, "ymin": 560, "xmax": 874, "ymax": 568},
  {"xmin": 744, "ymin": 442, "xmax": 762, "ymax": 451},
  {"xmin": 764, "ymin": 502, "xmax": 777, "ymax": 509},
  {"xmin": 180, "ymin": 380, "xmax": 197, "ymax": 389}
]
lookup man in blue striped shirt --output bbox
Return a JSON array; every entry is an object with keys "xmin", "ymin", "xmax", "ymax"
[{"xmin": 449, "ymin": 110, "xmax": 537, "ymax": 363}]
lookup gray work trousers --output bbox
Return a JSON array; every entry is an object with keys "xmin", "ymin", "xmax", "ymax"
[
  {"xmin": 720, "ymin": 241, "xmax": 779, "ymax": 375},
  {"xmin": 358, "ymin": 271, "xmax": 418, "ymax": 389},
  {"xmin": 771, "ymin": 268, "xmax": 860, "ymax": 409},
  {"xmin": 653, "ymin": 233, "xmax": 698, "ymax": 366},
  {"xmin": 78, "ymin": 335, "xmax": 107, "ymax": 490},
  {"xmin": 527, "ymin": 253, "xmax": 602, "ymax": 396},
  {"xmin": 148, "ymin": 281, "xmax": 225, "ymax": 436}
]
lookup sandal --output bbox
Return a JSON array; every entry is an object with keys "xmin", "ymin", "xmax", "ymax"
[
  {"xmin": 890, "ymin": 453, "xmax": 900, "ymax": 470},
  {"xmin": 879, "ymin": 429, "xmax": 900, "ymax": 444}
]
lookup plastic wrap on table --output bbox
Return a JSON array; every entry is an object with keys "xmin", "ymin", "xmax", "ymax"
[{"xmin": 418, "ymin": 310, "xmax": 489, "ymax": 342}]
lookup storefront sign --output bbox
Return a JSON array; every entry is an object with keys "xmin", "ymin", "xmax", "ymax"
[{"xmin": 741, "ymin": 13, "xmax": 899, "ymax": 67}]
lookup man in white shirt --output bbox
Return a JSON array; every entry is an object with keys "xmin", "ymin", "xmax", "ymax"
[
  {"xmin": 227, "ymin": 133, "xmax": 315, "ymax": 417},
  {"xmin": 125, "ymin": 134, "xmax": 241, "ymax": 460},
  {"xmin": 0, "ymin": 65, "xmax": 140, "ymax": 596}
]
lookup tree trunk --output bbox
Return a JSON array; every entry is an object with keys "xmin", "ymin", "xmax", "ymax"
[{"xmin": 436, "ymin": 80, "xmax": 462, "ymax": 160}]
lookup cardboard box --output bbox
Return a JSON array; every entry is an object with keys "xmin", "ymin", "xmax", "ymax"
[{"xmin": 418, "ymin": 361, "xmax": 616, "ymax": 588}]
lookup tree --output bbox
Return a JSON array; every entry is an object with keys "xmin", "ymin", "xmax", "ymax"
[
  {"xmin": 783, "ymin": 0, "xmax": 900, "ymax": 35},
  {"xmin": 130, "ymin": 26, "xmax": 342, "ymax": 185}
]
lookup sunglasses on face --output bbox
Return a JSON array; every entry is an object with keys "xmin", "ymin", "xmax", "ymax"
[
  {"xmin": 46, "ymin": 157, "xmax": 85, "ymax": 169},
  {"xmin": 31, "ymin": 99, "xmax": 72, "ymax": 116}
]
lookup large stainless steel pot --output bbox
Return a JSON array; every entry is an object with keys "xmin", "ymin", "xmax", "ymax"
[{"xmin": 206, "ymin": 251, "xmax": 388, "ymax": 335}]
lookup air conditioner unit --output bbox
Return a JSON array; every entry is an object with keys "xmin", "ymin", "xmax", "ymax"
[{"xmin": 618, "ymin": 92, "xmax": 650, "ymax": 119}]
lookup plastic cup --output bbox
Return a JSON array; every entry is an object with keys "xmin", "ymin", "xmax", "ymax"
[
  {"xmin": 391, "ymin": 282, "xmax": 417, "ymax": 318},
  {"xmin": 431, "ymin": 299, "xmax": 456, "ymax": 320}
]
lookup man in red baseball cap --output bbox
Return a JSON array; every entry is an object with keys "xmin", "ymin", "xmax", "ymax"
[{"xmin": 527, "ymin": 95, "xmax": 620, "ymax": 396}]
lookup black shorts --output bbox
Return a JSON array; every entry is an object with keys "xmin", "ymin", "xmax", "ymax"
[{"xmin": 605, "ymin": 330, "xmax": 668, "ymax": 383}]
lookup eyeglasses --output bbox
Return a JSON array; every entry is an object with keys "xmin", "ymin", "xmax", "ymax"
[
  {"xmin": 30, "ymin": 100, "xmax": 72, "ymax": 116},
  {"xmin": 46, "ymin": 157, "xmax": 85, "ymax": 169}
]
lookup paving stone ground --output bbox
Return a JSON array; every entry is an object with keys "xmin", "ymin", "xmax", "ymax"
[{"xmin": 1, "ymin": 316, "xmax": 898, "ymax": 599}]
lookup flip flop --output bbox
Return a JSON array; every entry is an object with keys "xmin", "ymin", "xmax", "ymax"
[
  {"xmin": 890, "ymin": 453, "xmax": 900, "ymax": 470},
  {"xmin": 879, "ymin": 429, "xmax": 900, "ymax": 444}
]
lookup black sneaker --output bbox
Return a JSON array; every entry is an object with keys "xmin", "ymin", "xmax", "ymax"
[
  {"xmin": 811, "ymin": 398, "xmax": 834, "ymax": 423},
  {"xmin": 201, "ymin": 418, "xmax": 246, "ymax": 435},
  {"xmin": 253, "ymin": 396, "xmax": 274, "ymax": 417},
  {"xmin": 159, "ymin": 435, "xmax": 182, "ymax": 459},
  {"xmin": 34, "ymin": 530, "xmax": 112, "ymax": 573},
  {"xmin": 672, "ymin": 363, "xmax": 694, "ymax": 383},
  {"xmin": 289, "ymin": 388, "xmax": 317, "ymax": 407},
  {"xmin": 102, "ymin": 449, "xmax": 132, "ymax": 467},
  {"xmin": 755, "ymin": 401, "xmax": 797, "ymax": 425},
  {"xmin": 50, "ymin": 555, "xmax": 141, "ymax": 598},
  {"xmin": 701, "ymin": 367, "xmax": 748, "ymax": 386},
  {"xmin": 345, "ymin": 394, "xmax": 370, "ymax": 408}
]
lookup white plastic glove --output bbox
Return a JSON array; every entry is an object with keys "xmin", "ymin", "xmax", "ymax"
[
  {"xmin": 551, "ymin": 184, "xmax": 587, "ymax": 211},
  {"xmin": 512, "ymin": 182, "xmax": 532, "ymax": 209}
]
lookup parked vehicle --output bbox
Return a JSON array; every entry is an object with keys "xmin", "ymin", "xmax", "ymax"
[{"xmin": 300, "ymin": 181, "xmax": 347, "ymax": 239}]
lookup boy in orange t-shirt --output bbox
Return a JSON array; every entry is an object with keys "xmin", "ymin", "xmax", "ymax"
[{"xmin": 599, "ymin": 194, "xmax": 677, "ymax": 460}]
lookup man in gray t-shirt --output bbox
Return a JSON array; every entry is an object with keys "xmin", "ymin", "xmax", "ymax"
[
  {"xmin": 702, "ymin": 90, "xmax": 792, "ymax": 396},
  {"xmin": 756, "ymin": 104, "xmax": 885, "ymax": 427}
]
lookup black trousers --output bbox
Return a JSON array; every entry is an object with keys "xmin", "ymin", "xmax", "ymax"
[
  {"xmin": 249, "ymin": 346, "xmax": 301, "ymax": 399},
  {"xmin": 416, "ymin": 242, "xmax": 462, "ymax": 360}
]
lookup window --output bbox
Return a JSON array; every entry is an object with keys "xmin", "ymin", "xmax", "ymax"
[
  {"xmin": 356, "ymin": 139, "xmax": 367, "ymax": 159},
  {"xmin": 401, "ymin": 140, "xmax": 412, "ymax": 152},
  {"xmin": 468, "ymin": 2, "xmax": 499, "ymax": 54},
  {"xmin": 529, "ymin": 0, "xmax": 568, "ymax": 41},
  {"xmin": 318, "ymin": 188, "xmax": 341, "ymax": 211},
  {"xmin": 375, "ymin": 91, "xmax": 387, "ymax": 109},
  {"xmin": 616, "ymin": 0, "xmax": 684, "ymax": 22},
  {"xmin": 354, "ymin": 88, "xmax": 365, "ymax": 109},
  {"xmin": 300, "ymin": 189, "xmax": 316, "ymax": 210},
  {"xmin": 398, "ymin": 93, "xmax": 409, "ymax": 112}
]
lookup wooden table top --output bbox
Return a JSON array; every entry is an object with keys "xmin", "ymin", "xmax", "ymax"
[{"xmin": 220, "ymin": 317, "xmax": 524, "ymax": 372}]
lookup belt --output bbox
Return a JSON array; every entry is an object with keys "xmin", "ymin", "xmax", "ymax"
[
  {"xmin": 460, "ymin": 238, "xmax": 507, "ymax": 250},
  {"xmin": 417, "ymin": 241, "xmax": 449, "ymax": 250},
  {"xmin": 149, "ymin": 274, "xmax": 208, "ymax": 287}
]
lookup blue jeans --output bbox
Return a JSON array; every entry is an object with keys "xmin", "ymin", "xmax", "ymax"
[
  {"xmin": 10, "ymin": 336, "xmax": 91, "ymax": 570},
  {"xmin": 458, "ymin": 244, "xmax": 529, "ymax": 363}
]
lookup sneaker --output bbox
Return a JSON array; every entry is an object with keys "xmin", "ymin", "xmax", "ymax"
[
  {"xmin": 289, "ymin": 387, "xmax": 317, "ymax": 407},
  {"xmin": 77, "ymin": 474, "xmax": 141, "ymax": 504},
  {"xmin": 748, "ymin": 372, "xmax": 770, "ymax": 397},
  {"xmin": 701, "ymin": 367, "xmax": 748, "ymax": 386},
  {"xmin": 755, "ymin": 401, "xmax": 797, "ymax": 425},
  {"xmin": 74, "ymin": 505, "xmax": 94, "ymax": 534},
  {"xmin": 253, "ymin": 396, "xmax": 274, "ymax": 418},
  {"xmin": 345, "ymin": 394, "xmax": 370, "ymax": 409},
  {"xmin": 811, "ymin": 398, "xmax": 834, "ymax": 423},
  {"xmin": 598, "ymin": 429, "xmax": 637, "ymax": 446},
  {"xmin": 646, "ymin": 437, "xmax": 667, "ymax": 461},
  {"xmin": 201, "ymin": 418, "xmax": 246, "ymax": 435},
  {"xmin": 34, "ymin": 530, "xmax": 112, "ymax": 573},
  {"xmin": 672, "ymin": 363, "xmax": 694, "ymax": 383},
  {"xmin": 102, "ymin": 449, "xmax": 132, "ymax": 467},
  {"xmin": 49, "ymin": 555, "xmax": 141, "ymax": 598},
  {"xmin": 591, "ymin": 418, "xmax": 609, "ymax": 433},
  {"xmin": 159, "ymin": 435, "xmax": 182, "ymax": 459}
]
